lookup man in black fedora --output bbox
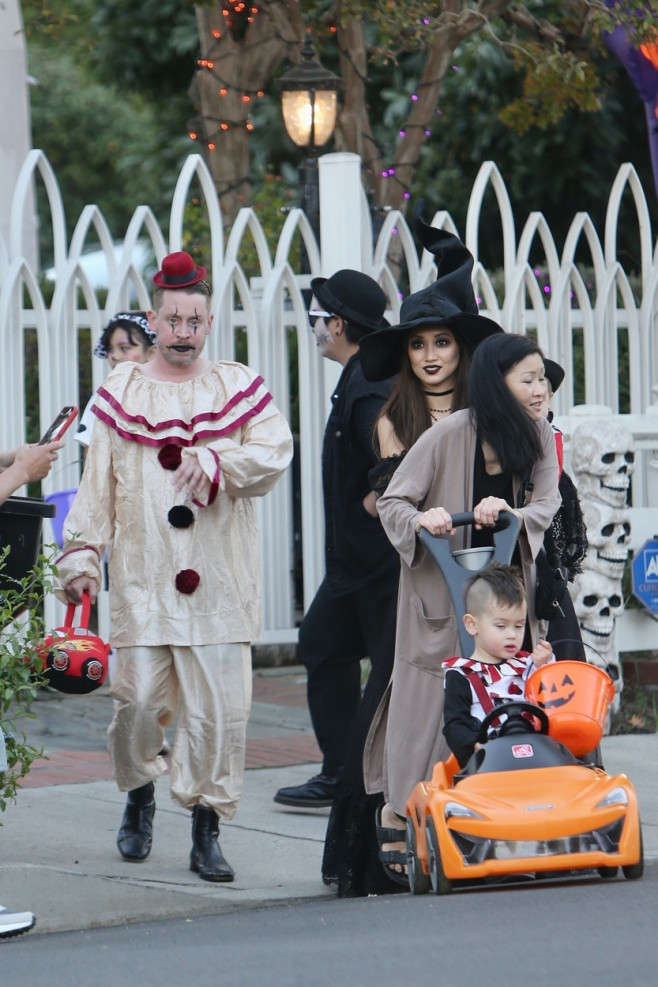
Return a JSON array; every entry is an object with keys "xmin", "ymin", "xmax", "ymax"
[{"xmin": 274, "ymin": 270, "xmax": 399, "ymax": 808}]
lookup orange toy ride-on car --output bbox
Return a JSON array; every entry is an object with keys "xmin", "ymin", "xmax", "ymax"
[
  {"xmin": 405, "ymin": 693, "xmax": 643, "ymax": 895},
  {"xmin": 405, "ymin": 515, "xmax": 643, "ymax": 895}
]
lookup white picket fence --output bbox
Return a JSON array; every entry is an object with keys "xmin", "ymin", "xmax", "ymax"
[{"xmin": 1, "ymin": 149, "xmax": 658, "ymax": 660}]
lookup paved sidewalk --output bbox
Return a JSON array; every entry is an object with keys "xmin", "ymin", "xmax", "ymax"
[{"xmin": 1, "ymin": 667, "xmax": 657, "ymax": 937}]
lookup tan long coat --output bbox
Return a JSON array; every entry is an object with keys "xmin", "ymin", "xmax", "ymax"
[{"xmin": 363, "ymin": 410, "xmax": 560, "ymax": 814}]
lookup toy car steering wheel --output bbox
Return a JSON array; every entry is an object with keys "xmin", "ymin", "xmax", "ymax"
[{"xmin": 477, "ymin": 700, "xmax": 550, "ymax": 745}]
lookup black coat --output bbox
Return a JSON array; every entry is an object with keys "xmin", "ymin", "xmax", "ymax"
[{"xmin": 322, "ymin": 354, "xmax": 398, "ymax": 596}]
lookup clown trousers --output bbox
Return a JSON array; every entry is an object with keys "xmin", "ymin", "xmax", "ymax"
[{"xmin": 107, "ymin": 643, "xmax": 252, "ymax": 820}]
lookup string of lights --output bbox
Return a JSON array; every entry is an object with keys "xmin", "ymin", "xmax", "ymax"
[{"xmin": 190, "ymin": 8, "xmax": 450, "ymax": 205}]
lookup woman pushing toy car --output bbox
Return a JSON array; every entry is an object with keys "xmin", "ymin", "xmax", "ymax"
[
  {"xmin": 321, "ymin": 212, "xmax": 504, "ymax": 897},
  {"xmin": 364, "ymin": 332, "xmax": 561, "ymax": 884}
]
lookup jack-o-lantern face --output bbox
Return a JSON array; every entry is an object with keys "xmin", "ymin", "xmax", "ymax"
[{"xmin": 536, "ymin": 673, "xmax": 575, "ymax": 709}]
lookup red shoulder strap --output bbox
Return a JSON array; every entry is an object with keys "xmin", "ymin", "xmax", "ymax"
[
  {"xmin": 554, "ymin": 429, "xmax": 564, "ymax": 479},
  {"xmin": 464, "ymin": 670, "xmax": 495, "ymax": 715}
]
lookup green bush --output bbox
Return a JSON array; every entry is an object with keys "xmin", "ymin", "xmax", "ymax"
[{"xmin": 0, "ymin": 550, "xmax": 58, "ymax": 813}]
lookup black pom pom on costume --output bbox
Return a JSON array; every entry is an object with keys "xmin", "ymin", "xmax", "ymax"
[{"xmin": 168, "ymin": 505, "xmax": 195, "ymax": 529}]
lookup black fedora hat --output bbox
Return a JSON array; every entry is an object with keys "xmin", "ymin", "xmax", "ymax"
[
  {"xmin": 543, "ymin": 358, "xmax": 565, "ymax": 394},
  {"xmin": 310, "ymin": 269, "xmax": 389, "ymax": 334},
  {"xmin": 360, "ymin": 212, "xmax": 503, "ymax": 381}
]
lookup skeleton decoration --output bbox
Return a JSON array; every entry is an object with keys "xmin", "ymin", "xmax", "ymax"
[
  {"xmin": 580, "ymin": 501, "xmax": 632, "ymax": 581},
  {"xmin": 571, "ymin": 419, "xmax": 635, "ymax": 713}
]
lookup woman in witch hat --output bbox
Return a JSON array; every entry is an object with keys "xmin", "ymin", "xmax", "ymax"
[{"xmin": 321, "ymin": 209, "xmax": 503, "ymax": 896}]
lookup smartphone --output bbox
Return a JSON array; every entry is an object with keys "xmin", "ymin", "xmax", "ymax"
[{"xmin": 38, "ymin": 406, "xmax": 79, "ymax": 445}]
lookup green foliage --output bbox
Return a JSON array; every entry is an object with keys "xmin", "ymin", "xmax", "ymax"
[
  {"xmin": 589, "ymin": 2, "xmax": 658, "ymax": 48},
  {"xmin": 28, "ymin": 39, "xmax": 171, "ymax": 264},
  {"xmin": 410, "ymin": 30, "xmax": 657, "ymax": 270},
  {"xmin": 336, "ymin": 0, "xmax": 445, "ymax": 59},
  {"xmin": 0, "ymin": 551, "xmax": 58, "ymax": 812},
  {"xmin": 91, "ymin": 0, "xmax": 198, "ymax": 95},
  {"xmin": 20, "ymin": 0, "xmax": 85, "ymax": 41},
  {"xmin": 499, "ymin": 44, "xmax": 601, "ymax": 133}
]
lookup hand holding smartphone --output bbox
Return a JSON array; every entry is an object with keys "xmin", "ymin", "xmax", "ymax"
[{"xmin": 39, "ymin": 406, "xmax": 78, "ymax": 445}]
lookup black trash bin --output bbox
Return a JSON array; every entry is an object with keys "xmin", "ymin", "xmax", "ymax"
[{"xmin": 0, "ymin": 495, "xmax": 56, "ymax": 594}]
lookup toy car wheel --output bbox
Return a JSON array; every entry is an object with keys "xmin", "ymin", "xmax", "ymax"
[
  {"xmin": 597, "ymin": 866, "xmax": 619, "ymax": 879},
  {"xmin": 406, "ymin": 816, "xmax": 431, "ymax": 895},
  {"xmin": 426, "ymin": 817, "xmax": 453, "ymax": 895},
  {"xmin": 622, "ymin": 829, "xmax": 644, "ymax": 880}
]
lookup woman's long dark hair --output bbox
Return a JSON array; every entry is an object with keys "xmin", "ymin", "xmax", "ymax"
[
  {"xmin": 469, "ymin": 333, "xmax": 544, "ymax": 476},
  {"xmin": 376, "ymin": 333, "xmax": 470, "ymax": 452}
]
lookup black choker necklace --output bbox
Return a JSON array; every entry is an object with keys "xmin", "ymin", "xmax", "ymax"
[{"xmin": 423, "ymin": 387, "xmax": 454, "ymax": 397}]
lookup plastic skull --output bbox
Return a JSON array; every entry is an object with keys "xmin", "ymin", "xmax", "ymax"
[
  {"xmin": 572, "ymin": 570, "xmax": 624, "ymax": 708},
  {"xmin": 571, "ymin": 419, "xmax": 635, "ymax": 509},
  {"xmin": 581, "ymin": 501, "xmax": 631, "ymax": 579}
]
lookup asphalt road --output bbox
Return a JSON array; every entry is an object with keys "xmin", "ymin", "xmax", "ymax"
[{"xmin": 3, "ymin": 865, "xmax": 657, "ymax": 986}]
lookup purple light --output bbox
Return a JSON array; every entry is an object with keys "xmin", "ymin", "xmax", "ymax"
[
  {"xmin": 392, "ymin": 227, "xmax": 398, "ymax": 234},
  {"xmin": 388, "ymin": 168, "xmax": 395, "ymax": 175},
  {"xmin": 399, "ymin": 129, "xmax": 406, "ymax": 137},
  {"xmin": 476, "ymin": 296, "xmax": 482, "ymax": 305},
  {"xmin": 435, "ymin": 108, "xmax": 443, "ymax": 115},
  {"xmin": 423, "ymin": 19, "xmax": 429, "ymax": 25},
  {"xmin": 425, "ymin": 129, "xmax": 431, "ymax": 136},
  {"xmin": 543, "ymin": 285, "xmax": 551, "ymax": 294},
  {"xmin": 411, "ymin": 93, "xmax": 418, "ymax": 101},
  {"xmin": 534, "ymin": 268, "xmax": 541, "ymax": 276},
  {"xmin": 381, "ymin": 171, "xmax": 388, "ymax": 178},
  {"xmin": 404, "ymin": 191, "xmax": 410, "ymax": 199}
]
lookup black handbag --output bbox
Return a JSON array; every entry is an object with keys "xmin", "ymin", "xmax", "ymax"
[{"xmin": 534, "ymin": 544, "xmax": 569, "ymax": 621}]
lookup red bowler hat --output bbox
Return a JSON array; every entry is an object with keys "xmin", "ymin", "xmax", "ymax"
[{"xmin": 152, "ymin": 251, "xmax": 207, "ymax": 288}]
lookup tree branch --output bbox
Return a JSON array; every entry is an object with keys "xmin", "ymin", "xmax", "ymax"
[{"xmin": 498, "ymin": 3, "xmax": 566, "ymax": 46}]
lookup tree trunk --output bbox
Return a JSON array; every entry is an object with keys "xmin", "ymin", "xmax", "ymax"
[{"xmin": 192, "ymin": 3, "xmax": 303, "ymax": 228}]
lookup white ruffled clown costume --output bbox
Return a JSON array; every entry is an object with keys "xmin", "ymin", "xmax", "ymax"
[{"xmin": 55, "ymin": 360, "xmax": 293, "ymax": 819}]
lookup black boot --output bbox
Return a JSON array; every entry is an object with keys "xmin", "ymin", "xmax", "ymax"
[
  {"xmin": 117, "ymin": 782, "xmax": 155, "ymax": 861},
  {"xmin": 189, "ymin": 805, "xmax": 235, "ymax": 882}
]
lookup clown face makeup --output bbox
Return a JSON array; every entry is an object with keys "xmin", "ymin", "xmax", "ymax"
[{"xmin": 149, "ymin": 291, "xmax": 212, "ymax": 369}]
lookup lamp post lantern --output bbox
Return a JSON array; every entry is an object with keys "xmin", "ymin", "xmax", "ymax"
[{"xmin": 279, "ymin": 33, "xmax": 341, "ymax": 246}]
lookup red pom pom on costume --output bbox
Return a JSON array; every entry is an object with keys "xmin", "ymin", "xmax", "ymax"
[
  {"xmin": 175, "ymin": 569, "xmax": 200, "ymax": 594},
  {"xmin": 158, "ymin": 444, "xmax": 183, "ymax": 471}
]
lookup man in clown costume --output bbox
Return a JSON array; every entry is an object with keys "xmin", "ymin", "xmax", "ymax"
[{"xmin": 56, "ymin": 252, "xmax": 293, "ymax": 882}]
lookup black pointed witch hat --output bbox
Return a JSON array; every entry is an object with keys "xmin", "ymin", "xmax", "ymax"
[{"xmin": 360, "ymin": 207, "xmax": 503, "ymax": 381}]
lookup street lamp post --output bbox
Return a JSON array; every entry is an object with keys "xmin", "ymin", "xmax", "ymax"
[{"xmin": 279, "ymin": 33, "xmax": 341, "ymax": 252}]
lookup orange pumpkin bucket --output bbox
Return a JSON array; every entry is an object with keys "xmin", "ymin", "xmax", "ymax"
[{"xmin": 525, "ymin": 660, "xmax": 615, "ymax": 757}]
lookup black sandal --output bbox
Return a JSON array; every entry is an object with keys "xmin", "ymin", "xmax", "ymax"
[{"xmin": 375, "ymin": 804, "xmax": 409, "ymax": 888}]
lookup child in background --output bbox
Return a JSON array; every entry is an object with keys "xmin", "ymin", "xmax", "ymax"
[
  {"xmin": 76, "ymin": 312, "xmax": 155, "ymax": 451},
  {"xmin": 73, "ymin": 312, "xmax": 162, "ymax": 746},
  {"xmin": 442, "ymin": 563, "xmax": 554, "ymax": 767}
]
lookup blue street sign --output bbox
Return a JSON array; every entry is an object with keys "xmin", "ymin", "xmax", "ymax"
[{"xmin": 631, "ymin": 539, "xmax": 658, "ymax": 614}]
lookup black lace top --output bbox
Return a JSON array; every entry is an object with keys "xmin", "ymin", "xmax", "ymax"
[{"xmin": 368, "ymin": 452, "xmax": 406, "ymax": 496}]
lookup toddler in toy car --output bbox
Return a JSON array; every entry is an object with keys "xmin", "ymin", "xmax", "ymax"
[{"xmin": 442, "ymin": 563, "xmax": 554, "ymax": 767}]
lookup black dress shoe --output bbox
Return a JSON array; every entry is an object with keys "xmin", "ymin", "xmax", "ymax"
[
  {"xmin": 273, "ymin": 772, "xmax": 340, "ymax": 808},
  {"xmin": 117, "ymin": 782, "xmax": 155, "ymax": 861}
]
